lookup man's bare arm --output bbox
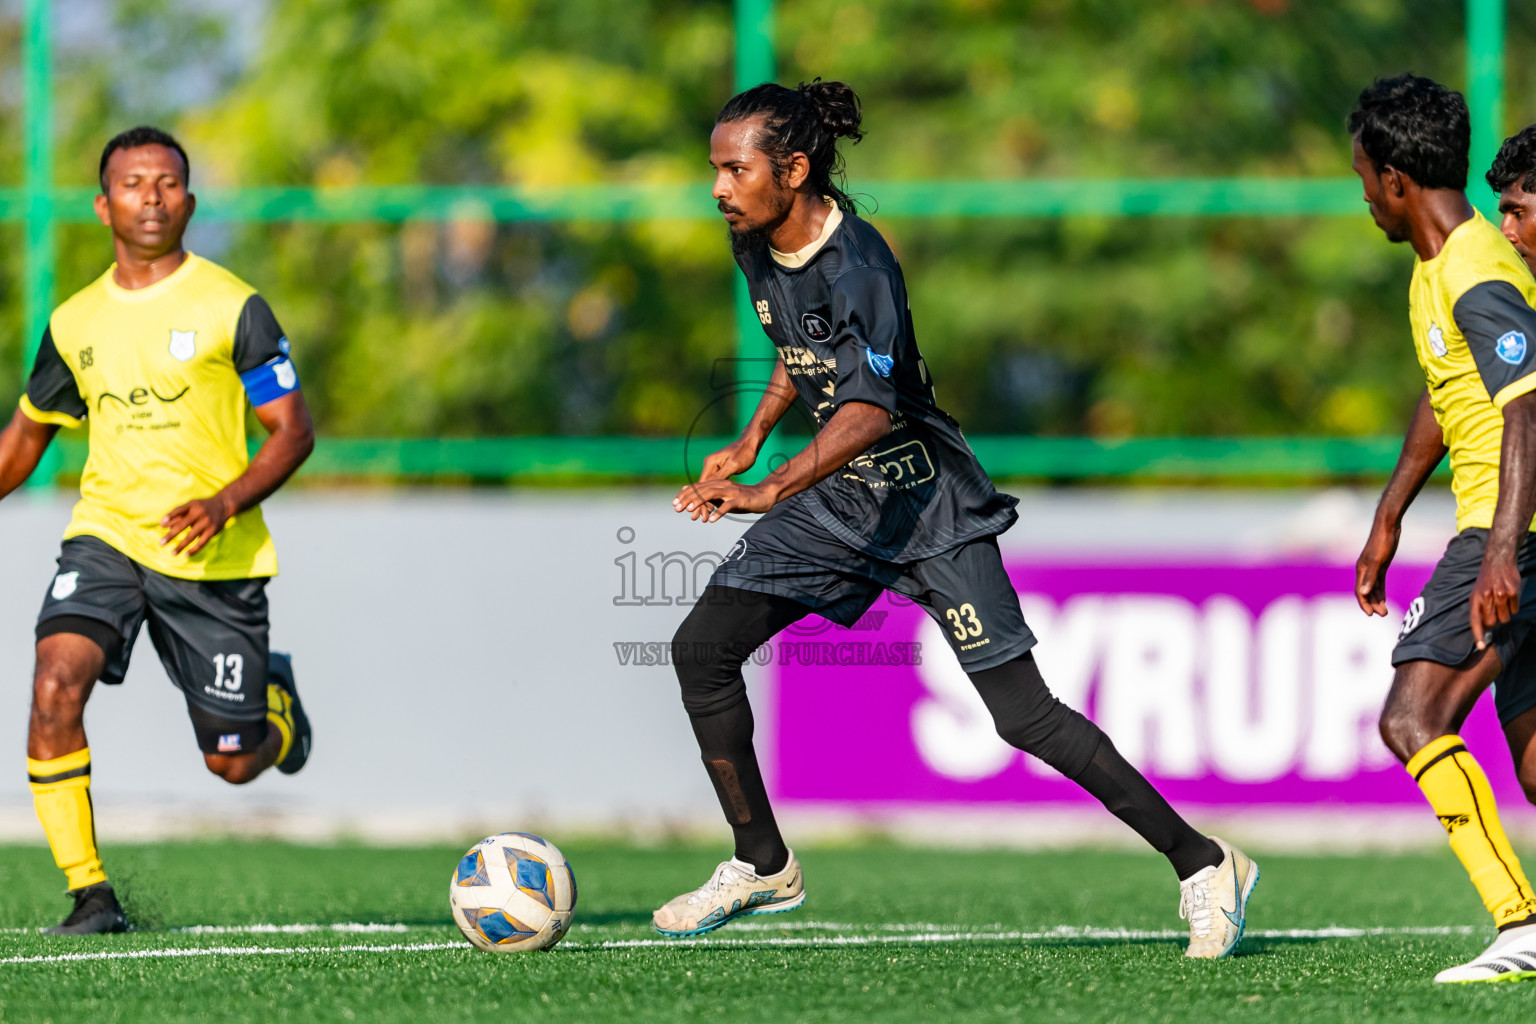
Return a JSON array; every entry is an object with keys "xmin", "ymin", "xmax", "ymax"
[
  {"xmin": 1357, "ymin": 390, "xmax": 1447, "ymax": 615},
  {"xmin": 1471, "ymin": 390, "xmax": 1536, "ymax": 647},
  {"xmin": 161, "ymin": 391, "xmax": 315, "ymax": 555},
  {"xmin": 699, "ymin": 359, "xmax": 797, "ymax": 481},
  {"xmin": 675, "ymin": 400, "xmax": 891, "ymax": 522},
  {"xmin": 0, "ymin": 409, "xmax": 59, "ymax": 498}
]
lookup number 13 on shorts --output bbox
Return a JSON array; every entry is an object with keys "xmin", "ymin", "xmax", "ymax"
[
  {"xmin": 212, "ymin": 652, "xmax": 244, "ymax": 690},
  {"xmin": 945, "ymin": 603, "xmax": 983, "ymax": 641}
]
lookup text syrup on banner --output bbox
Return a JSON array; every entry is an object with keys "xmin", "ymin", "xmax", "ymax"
[{"xmin": 772, "ymin": 561, "xmax": 1527, "ymax": 807}]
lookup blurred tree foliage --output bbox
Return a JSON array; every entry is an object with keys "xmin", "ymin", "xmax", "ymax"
[{"xmin": 5, "ymin": 0, "xmax": 1536, "ymax": 438}]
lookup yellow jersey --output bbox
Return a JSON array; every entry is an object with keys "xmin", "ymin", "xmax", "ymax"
[
  {"xmin": 1409, "ymin": 211, "xmax": 1536, "ymax": 532},
  {"xmin": 20, "ymin": 253, "xmax": 301, "ymax": 580}
]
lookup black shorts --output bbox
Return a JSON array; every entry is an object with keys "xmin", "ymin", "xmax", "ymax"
[
  {"xmin": 709, "ymin": 497, "xmax": 1034, "ymax": 671},
  {"xmin": 37, "ymin": 535, "xmax": 272, "ymax": 754},
  {"xmin": 1392, "ymin": 527, "xmax": 1536, "ymax": 726}
]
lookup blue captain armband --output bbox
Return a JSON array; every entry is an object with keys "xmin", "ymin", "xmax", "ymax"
[{"xmin": 240, "ymin": 356, "xmax": 300, "ymax": 406}]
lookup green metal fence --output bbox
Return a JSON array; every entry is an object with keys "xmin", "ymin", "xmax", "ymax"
[{"xmin": 0, "ymin": 0, "xmax": 1510, "ymax": 483}]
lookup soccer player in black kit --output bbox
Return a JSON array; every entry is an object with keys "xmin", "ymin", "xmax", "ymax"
[{"xmin": 654, "ymin": 80, "xmax": 1259, "ymax": 959}]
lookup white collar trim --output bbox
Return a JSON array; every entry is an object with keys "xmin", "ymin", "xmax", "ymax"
[{"xmin": 770, "ymin": 202, "xmax": 843, "ymax": 268}]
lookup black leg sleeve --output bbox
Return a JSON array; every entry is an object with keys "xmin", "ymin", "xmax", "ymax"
[
  {"xmin": 969, "ymin": 653, "xmax": 1223, "ymax": 880},
  {"xmin": 968, "ymin": 651, "xmax": 1101, "ymax": 779},
  {"xmin": 673, "ymin": 586, "xmax": 808, "ymax": 875}
]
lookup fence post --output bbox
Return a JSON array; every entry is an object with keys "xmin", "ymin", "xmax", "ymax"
[
  {"xmin": 732, "ymin": 0, "xmax": 776, "ymax": 438},
  {"xmin": 1467, "ymin": 0, "xmax": 1505, "ymax": 219},
  {"xmin": 23, "ymin": 0, "xmax": 58, "ymax": 486}
]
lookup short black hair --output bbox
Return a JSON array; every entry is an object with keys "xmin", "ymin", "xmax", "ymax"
[
  {"xmin": 1346, "ymin": 74, "xmax": 1468, "ymax": 190},
  {"xmin": 717, "ymin": 79, "xmax": 865, "ymax": 213},
  {"xmin": 1488, "ymin": 125, "xmax": 1536, "ymax": 195},
  {"xmin": 98, "ymin": 126, "xmax": 189, "ymax": 193}
]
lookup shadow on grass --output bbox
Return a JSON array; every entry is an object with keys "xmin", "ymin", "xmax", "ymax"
[{"xmin": 569, "ymin": 909, "xmax": 656, "ymax": 927}]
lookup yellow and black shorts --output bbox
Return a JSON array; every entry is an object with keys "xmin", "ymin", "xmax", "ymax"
[
  {"xmin": 1393, "ymin": 527, "xmax": 1536, "ymax": 726},
  {"xmin": 35, "ymin": 535, "xmax": 272, "ymax": 754}
]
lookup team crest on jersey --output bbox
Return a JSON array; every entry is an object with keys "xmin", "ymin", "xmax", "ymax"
[
  {"xmin": 800, "ymin": 312, "xmax": 832, "ymax": 341},
  {"xmin": 1497, "ymin": 330, "xmax": 1528, "ymax": 365},
  {"xmin": 168, "ymin": 329, "xmax": 196, "ymax": 362},
  {"xmin": 51, "ymin": 571, "xmax": 79, "ymax": 600},
  {"xmin": 274, "ymin": 360, "xmax": 298, "ymax": 390},
  {"xmin": 1427, "ymin": 322, "xmax": 1447, "ymax": 357},
  {"xmin": 865, "ymin": 347, "xmax": 894, "ymax": 377}
]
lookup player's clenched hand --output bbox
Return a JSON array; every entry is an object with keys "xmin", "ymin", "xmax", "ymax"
[
  {"xmin": 1470, "ymin": 553, "xmax": 1521, "ymax": 650},
  {"xmin": 699, "ymin": 439, "xmax": 758, "ymax": 482},
  {"xmin": 161, "ymin": 493, "xmax": 235, "ymax": 556},
  {"xmin": 1355, "ymin": 519, "xmax": 1400, "ymax": 616},
  {"xmin": 672, "ymin": 480, "xmax": 776, "ymax": 522}
]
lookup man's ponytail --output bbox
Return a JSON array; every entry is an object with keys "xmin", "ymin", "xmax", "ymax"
[{"xmin": 799, "ymin": 78, "xmax": 864, "ymax": 144}]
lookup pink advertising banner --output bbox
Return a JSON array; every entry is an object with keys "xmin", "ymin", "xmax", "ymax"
[{"xmin": 771, "ymin": 560, "xmax": 1528, "ymax": 807}]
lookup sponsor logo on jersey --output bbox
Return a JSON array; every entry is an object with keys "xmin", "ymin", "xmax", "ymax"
[
  {"xmin": 726, "ymin": 538, "xmax": 748, "ymax": 561},
  {"xmin": 202, "ymin": 685, "xmax": 246, "ymax": 703},
  {"xmin": 1427, "ymin": 322, "xmax": 1447, "ymax": 357},
  {"xmin": 1497, "ymin": 329, "xmax": 1527, "ymax": 365},
  {"xmin": 78, "ymin": 347, "xmax": 94, "ymax": 369},
  {"xmin": 865, "ymin": 347, "xmax": 895, "ymax": 377},
  {"xmin": 755, "ymin": 299, "xmax": 772, "ymax": 325},
  {"xmin": 96, "ymin": 384, "xmax": 192, "ymax": 412},
  {"xmin": 51, "ymin": 571, "xmax": 79, "ymax": 600},
  {"xmin": 217, "ymin": 733, "xmax": 242, "ymax": 752},
  {"xmin": 168, "ymin": 329, "xmax": 196, "ymax": 362},
  {"xmin": 846, "ymin": 439, "xmax": 936, "ymax": 490},
  {"xmin": 800, "ymin": 312, "xmax": 832, "ymax": 341},
  {"xmin": 279, "ymin": 336, "xmax": 291, "ymax": 355}
]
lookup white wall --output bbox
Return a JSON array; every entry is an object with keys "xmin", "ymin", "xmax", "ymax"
[{"xmin": 0, "ymin": 486, "xmax": 1459, "ymax": 842}]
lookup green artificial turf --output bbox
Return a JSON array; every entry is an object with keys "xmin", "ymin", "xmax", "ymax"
[{"xmin": 0, "ymin": 840, "xmax": 1532, "ymax": 1022}]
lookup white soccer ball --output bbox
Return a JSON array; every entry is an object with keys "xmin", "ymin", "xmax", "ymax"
[{"xmin": 449, "ymin": 832, "xmax": 577, "ymax": 952}]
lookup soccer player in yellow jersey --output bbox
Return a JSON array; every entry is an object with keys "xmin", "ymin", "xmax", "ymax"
[
  {"xmin": 1350, "ymin": 75, "xmax": 1536, "ymax": 982},
  {"xmin": 1490, "ymin": 125, "xmax": 1536, "ymax": 285},
  {"xmin": 0, "ymin": 127, "xmax": 315, "ymax": 934}
]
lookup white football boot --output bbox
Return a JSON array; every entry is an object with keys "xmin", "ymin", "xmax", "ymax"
[
  {"xmin": 653, "ymin": 851, "xmax": 805, "ymax": 937},
  {"xmin": 1434, "ymin": 922, "xmax": 1536, "ymax": 983},
  {"xmin": 1179, "ymin": 836, "xmax": 1259, "ymax": 959}
]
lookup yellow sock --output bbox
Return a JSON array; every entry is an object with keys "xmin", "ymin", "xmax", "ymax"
[
  {"xmin": 28, "ymin": 748, "xmax": 106, "ymax": 891},
  {"xmin": 266, "ymin": 684, "xmax": 293, "ymax": 762},
  {"xmin": 1409, "ymin": 735, "xmax": 1536, "ymax": 928}
]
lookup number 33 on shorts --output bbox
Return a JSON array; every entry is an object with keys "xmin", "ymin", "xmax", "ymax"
[{"xmin": 945, "ymin": 603, "xmax": 983, "ymax": 641}]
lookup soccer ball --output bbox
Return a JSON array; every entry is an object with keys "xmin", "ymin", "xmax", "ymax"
[{"xmin": 449, "ymin": 832, "xmax": 577, "ymax": 952}]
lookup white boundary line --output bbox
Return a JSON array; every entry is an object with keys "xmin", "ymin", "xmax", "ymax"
[
  {"xmin": 1, "ymin": 920, "xmax": 1487, "ymax": 938},
  {"xmin": 171, "ymin": 923, "xmax": 412, "ymax": 935},
  {"xmin": 0, "ymin": 942, "xmax": 465, "ymax": 966},
  {"xmin": 0, "ymin": 924, "xmax": 1484, "ymax": 966},
  {"xmin": 565, "ymin": 924, "xmax": 1483, "ymax": 950},
  {"xmin": 0, "ymin": 923, "xmax": 414, "ymax": 936}
]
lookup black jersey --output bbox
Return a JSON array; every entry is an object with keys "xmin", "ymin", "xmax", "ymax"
[{"xmin": 736, "ymin": 208, "xmax": 1017, "ymax": 562}]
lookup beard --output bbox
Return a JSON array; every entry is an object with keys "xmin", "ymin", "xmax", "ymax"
[
  {"xmin": 729, "ymin": 222, "xmax": 771, "ymax": 258},
  {"xmin": 723, "ymin": 187, "xmax": 793, "ymax": 258}
]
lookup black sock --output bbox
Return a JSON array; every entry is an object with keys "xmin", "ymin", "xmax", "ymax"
[
  {"xmin": 968, "ymin": 654, "xmax": 1220, "ymax": 880},
  {"xmin": 689, "ymin": 700, "xmax": 789, "ymax": 877},
  {"xmin": 1071, "ymin": 734, "xmax": 1223, "ymax": 881}
]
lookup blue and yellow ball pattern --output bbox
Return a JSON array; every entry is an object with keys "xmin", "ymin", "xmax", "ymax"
[{"xmin": 448, "ymin": 832, "xmax": 577, "ymax": 952}]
